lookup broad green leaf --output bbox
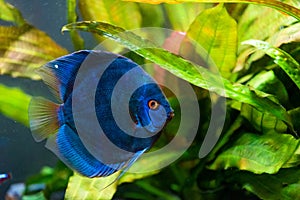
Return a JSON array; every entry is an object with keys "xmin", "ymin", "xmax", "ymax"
[
  {"xmin": 0, "ymin": 84, "xmax": 31, "ymax": 126},
  {"xmin": 185, "ymin": 4, "xmax": 237, "ymax": 79},
  {"xmin": 241, "ymin": 104, "xmax": 288, "ymax": 133},
  {"xmin": 282, "ymin": 107, "xmax": 300, "ymax": 167},
  {"xmin": 241, "ymin": 71, "xmax": 288, "ymax": 133},
  {"xmin": 238, "ymin": 0, "xmax": 298, "ymax": 43},
  {"xmin": 267, "ymin": 22, "xmax": 300, "ymax": 47},
  {"xmin": 209, "ymin": 132, "xmax": 300, "ymax": 174},
  {"xmin": 123, "ymin": 0, "xmax": 300, "ymax": 21},
  {"xmin": 282, "ymin": 145, "xmax": 300, "ymax": 168},
  {"xmin": 281, "ymin": 183, "xmax": 300, "ymax": 200},
  {"xmin": 246, "ymin": 71, "xmax": 288, "ymax": 104},
  {"xmin": 289, "ymin": 107, "xmax": 300, "ymax": 132},
  {"xmin": 78, "ymin": 0, "xmax": 141, "ymax": 30},
  {"xmin": 275, "ymin": 167, "xmax": 300, "ymax": 184},
  {"xmin": 62, "ymin": 21, "xmax": 293, "ymax": 129},
  {"xmin": 0, "ymin": 0, "xmax": 26, "ymax": 26},
  {"xmin": 230, "ymin": 168, "xmax": 300, "ymax": 199},
  {"xmin": 242, "ymin": 39, "xmax": 300, "ymax": 90},
  {"xmin": 67, "ymin": 0, "xmax": 84, "ymax": 50},
  {"xmin": 236, "ymin": 0, "xmax": 299, "ymax": 70},
  {"xmin": 231, "ymin": 171, "xmax": 282, "ymax": 199},
  {"xmin": 164, "ymin": 3, "xmax": 210, "ymax": 31},
  {"xmin": 65, "ymin": 166, "xmax": 161, "ymax": 199},
  {"xmin": 65, "ymin": 172, "xmax": 119, "ymax": 200},
  {"xmin": 0, "ymin": 24, "xmax": 68, "ymax": 80}
]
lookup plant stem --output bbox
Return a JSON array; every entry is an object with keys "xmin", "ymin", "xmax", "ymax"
[{"xmin": 135, "ymin": 181, "xmax": 180, "ymax": 200}]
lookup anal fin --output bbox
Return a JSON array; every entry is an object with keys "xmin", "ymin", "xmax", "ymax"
[
  {"xmin": 99, "ymin": 148, "xmax": 148, "ymax": 191},
  {"xmin": 45, "ymin": 124, "xmax": 127, "ymax": 178},
  {"xmin": 43, "ymin": 123, "xmax": 148, "ymax": 185}
]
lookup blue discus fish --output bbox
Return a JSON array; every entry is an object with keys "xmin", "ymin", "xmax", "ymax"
[{"xmin": 28, "ymin": 50, "xmax": 173, "ymax": 178}]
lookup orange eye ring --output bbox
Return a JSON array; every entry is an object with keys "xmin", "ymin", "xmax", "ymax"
[{"xmin": 148, "ymin": 100, "xmax": 160, "ymax": 110}]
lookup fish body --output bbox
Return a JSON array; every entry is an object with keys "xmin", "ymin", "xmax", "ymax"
[
  {"xmin": 29, "ymin": 50, "xmax": 173, "ymax": 178},
  {"xmin": 0, "ymin": 173, "xmax": 11, "ymax": 184}
]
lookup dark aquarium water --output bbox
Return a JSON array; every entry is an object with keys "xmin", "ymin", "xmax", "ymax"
[
  {"xmin": 1, "ymin": 0, "xmax": 300, "ymax": 199},
  {"xmin": 0, "ymin": 0, "xmax": 74, "ymax": 197}
]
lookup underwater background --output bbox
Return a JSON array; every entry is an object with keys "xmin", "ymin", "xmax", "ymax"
[
  {"xmin": 1, "ymin": 0, "xmax": 300, "ymax": 199},
  {"xmin": 0, "ymin": 0, "xmax": 70, "ymax": 196}
]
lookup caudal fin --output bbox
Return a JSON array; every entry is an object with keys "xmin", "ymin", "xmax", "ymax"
[{"xmin": 28, "ymin": 97, "xmax": 60, "ymax": 142}]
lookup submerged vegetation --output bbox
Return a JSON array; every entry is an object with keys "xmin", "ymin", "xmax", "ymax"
[{"xmin": 1, "ymin": 0, "xmax": 300, "ymax": 199}]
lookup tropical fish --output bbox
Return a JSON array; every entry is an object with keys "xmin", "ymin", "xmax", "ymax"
[
  {"xmin": 28, "ymin": 50, "xmax": 173, "ymax": 178},
  {"xmin": 0, "ymin": 173, "xmax": 11, "ymax": 184}
]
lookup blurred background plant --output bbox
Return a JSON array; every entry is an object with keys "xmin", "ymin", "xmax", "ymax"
[{"xmin": 1, "ymin": 0, "xmax": 300, "ymax": 199}]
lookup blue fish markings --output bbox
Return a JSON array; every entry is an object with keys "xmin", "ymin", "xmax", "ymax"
[{"xmin": 28, "ymin": 50, "xmax": 173, "ymax": 178}]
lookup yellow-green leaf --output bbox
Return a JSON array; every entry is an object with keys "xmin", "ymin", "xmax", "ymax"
[
  {"xmin": 238, "ymin": 0, "xmax": 298, "ymax": 43},
  {"xmin": 267, "ymin": 22, "xmax": 300, "ymax": 47},
  {"xmin": 0, "ymin": 84, "xmax": 31, "ymax": 126},
  {"xmin": 241, "ymin": 104, "xmax": 288, "ymax": 133},
  {"xmin": 242, "ymin": 39, "xmax": 300, "ymax": 90},
  {"xmin": 78, "ymin": 0, "xmax": 142, "ymax": 51},
  {"xmin": 65, "ymin": 172, "xmax": 119, "ymax": 200},
  {"xmin": 123, "ymin": 0, "xmax": 300, "ymax": 21},
  {"xmin": 65, "ymin": 163, "xmax": 161, "ymax": 199},
  {"xmin": 185, "ymin": 4, "xmax": 237, "ymax": 79},
  {"xmin": 67, "ymin": 0, "xmax": 84, "ymax": 50},
  {"xmin": 282, "ymin": 145, "xmax": 300, "ymax": 168},
  {"xmin": 0, "ymin": 24, "xmax": 68, "ymax": 80},
  {"xmin": 79, "ymin": 0, "xmax": 141, "ymax": 30},
  {"xmin": 164, "ymin": 3, "xmax": 210, "ymax": 31},
  {"xmin": 0, "ymin": 0, "xmax": 26, "ymax": 26},
  {"xmin": 209, "ymin": 132, "xmax": 300, "ymax": 174},
  {"xmin": 241, "ymin": 70, "xmax": 288, "ymax": 133},
  {"xmin": 235, "ymin": 0, "xmax": 299, "ymax": 70},
  {"xmin": 138, "ymin": 4, "xmax": 165, "ymax": 27}
]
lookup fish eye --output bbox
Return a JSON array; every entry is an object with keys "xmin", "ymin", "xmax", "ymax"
[{"xmin": 148, "ymin": 99, "xmax": 160, "ymax": 110}]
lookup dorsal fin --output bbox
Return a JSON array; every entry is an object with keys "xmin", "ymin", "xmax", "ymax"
[{"xmin": 37, "ymin": 50, "xmax": 92, "ymax": 102}]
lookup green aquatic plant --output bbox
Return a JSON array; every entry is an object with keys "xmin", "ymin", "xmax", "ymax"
[{"xmin": 1, "ymin": 0, "xmax": 300, "ymax": 199}]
